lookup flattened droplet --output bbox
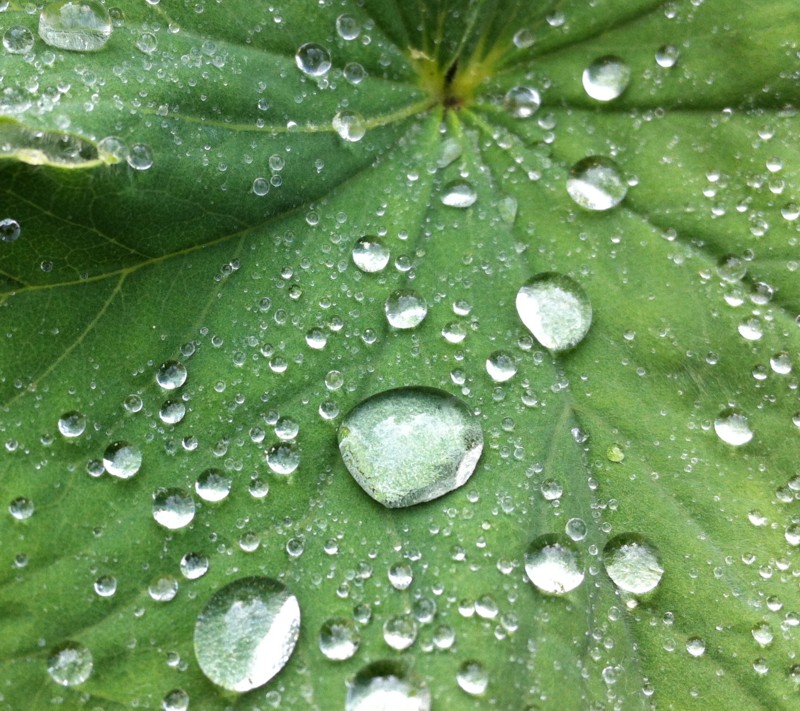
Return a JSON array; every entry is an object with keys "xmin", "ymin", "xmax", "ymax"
[
  {"xmin": 714, "ymin": 408, "xmax": 753, "ymax": 446},
  {"xmin": 346, "ymin": 660, "xmax": 431, "ymax": 711},
  {"xmin": 567, "ymin": 156, "xmax": 627, "ymax": 210},
  {"xmin": 39, "ymin": 1, "xmax": 112, "ymax": 52},
  {"xmin": 338, "ymin": 387, "xmax": 483, "ymax": 508},
  {"xmin": 384, "ymin": 290, "xmax": 427, "ymax": 329},
  {"xmin": 194, "ymin": 577, "xmax": 300, "ymax": 692},
  {"xmin": 47, "ymin": 641, "xmax": 93, "ymax": 686},
  {"xmin": 440, "ymin": 180, "xmax": 477, "ymax": 208},
  {"xmin": 516, "ymin": 272, "xmax": 592, "ymax": 351},
  {"xmin": 603, "ymin": 534, "xmax": 664, "ymax": 594}
]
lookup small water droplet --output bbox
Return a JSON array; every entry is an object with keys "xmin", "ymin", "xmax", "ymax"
[
  {"xmin": 603, "ymin": 533, "xmax": 664, "ymax": 594},
  {"xmin": 57, "ymin": 411, "xmax": 87, "ymax": 438},
  {"xmin": 516, "ymin": 272, "xmax": 592, "ymax": 351},
  {"xmin": 152, "ymin": 488, "xmax": 195, "ymax": 529},
  {"xmin": 769, "ymin": 352, "xmax": 792, "ymax": 375},
  {"xmin": 3, "ymin": 25, "xmax": 35, "ymax": 54},
  {"xmin": 194, "ymin": 576, "xmax": 300, "ymax": 692},
  {"xmin": 319, "ymin": 617, "xmax": 360, "ymax": 660},
  {"xmin": 352, "ymin": 236, "xmax": 390, "ymax": 273},
  {"xmin": 162, "ymin": 688, "xmax": 189, "ymax": 711},
  {"xmin": 388, "ymin": 562, "xmax": 413, "ymax": 590},
  {"xmin": 524, "ymin": 534, "xmax": 585, "ymax": 594},
  {"xmin": 513, "ymin": 28, "xmax": 534, "ymax": 49},
  {"xmin": 565, "ymin": 517, "xmax": 587, "ymax": 541},
  {"xmin": 333, "ymin": 110, "xmax": 366, "ymax": 142},
  {"xmin": 717, "ymin": 254, "xmax": 747, "ymax": 282},
  {"xmin": 485, "ymin": 351, "xmax": 517, "ymax": 382},
  {"xmin": 0, "ymin": 218, "xmax": 21, "ymax": 242},
  {"xmin": 159, "ymin": 399, "xmax": 186, "ymax": 425},
  {"xmin": 686, "ymin": 637, "xmax": 706, "ymax": 657},
  {"xmin": 156, "ymin": 360, "xmax": 187, "ymax": 390},
  {"xmin": 149, "ymin": 575, "xmax": 179, "ymax": 602},
  {"xmin": 195, "ymin": 468, "xmax": 232, "ymax": 502},
  {"xmin": 295, "ymin": 42, "xmax": 331, "ymax": 77},
  {"xmin": 655, "ymin": 44, "xmax": 679, "ymax": 68},
  {"xmin": 345, "ymin": 660, "xmax": 431, "ymax": 711},
  {"xmin": 93, "ymin": 574, "xmax": 117, "ymax": 597},
  {"xmin": 39, "ymin": 1, "xmax": 112, "ymax": 52},
  {"xmin": 336, "ymin": 14, "xmax": 360, "ymax": 41},
  {"xmin": 135, "ymin": 31, "xmax": 157, "ymax": 54},
  {"xmin": 47, "ymin": 641, "xmax": 93, "ymax": 686},
  {"xmin": 338, "ymin": 387, "xmax": 483, "ymax": 508},
  {"xmin": 103, "ymin": 441, "xmax": 142, "ymax": 479},
  {"xmin": 714, "ymin": 408, "xmax": 753, "ymax": 446},
  {"xmin": 751, "ymin": 621, "xmax": 774, "ymax": 646},
  {"xmin": 384, "ymin": 290, "xmax": 428, "ymax": 329},
  {"xmin": 127, "ymin": 143, "xmax": 153, "ymax": 170},
  {"xmin": 8, "ymin": 496, "xmax": 34, "ymax": 520},
  {"xmin": 180, "ymin": 552, "xmax": 209, "ymax": 580},
  {"xmin": 383, "ymin": 615, "xmax": 417, "ymax": 650},
  {"xmin": 440, "ymin": 180, "xmax": 477, "ymax": 208},
  {"xmin": 456, "ymin": 660, "xmax": 488, "ymax": 696},
  {"xmin": 265, "ymin": 442, "xmax": 300, "ymax": 474},
  {"xmin": 567, "ymin": 156, "xmax": 627, "ymax": 210},
  {"xmin": 252, "ymin": 176, "xmax": 270, "ymax": 196},
  {"xmin": 504, "ymin": 86, "xmax": 541, "ymax": 118},
  {"xmin": 582, "ymin": 55, "xmax": 631, "ymax": 101}
]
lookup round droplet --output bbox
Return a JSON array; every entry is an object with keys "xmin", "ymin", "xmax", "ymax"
[
  {"xmin": 440, "ymin": 180, "xmax": 477, "ymax": 208},
  {"xmin": 149, "ymin": 575, "xmax": 179, "ymax": 602},
  {"xmin": 686, "ymin": 637, "xmax": 706, "ymax": 657},
  {"xmin": 136, "ymin": 31, "xmax": 157, "ymax": 54},
  {"xmin": 504, "ymin": 86, "xmax": 541, "ymax": 118},
  {"xmin": 352, "ymin": 236, "xmax": 390, "ymax": 273},
  {"xmin": 456, "ymin": 660, "xmax": 488, "ymax": 696},
  {"xmin": 194, "ymin": 576, "xmax": 300, "ymax": 692},
  {"xmin": 156, "ymin": 360, "xmax": 187, "ymax": 390},
  {"xmin": 57, "ymin": 411, "xmax": 87, "ymax": 438},
  {"xmin": 338, "ymin": 387, "xmax": 483, "ymax": 508},
  {"xmin": 384, "ymin": 290, "xmax": 427, "ymax": 329},
  {"xmin": 103, "ymin": 441, "xmax": 142, "ymax": 479},
  {"xmin": 603, "ymin": 533, "xmax": 664, "ymax": 595},
  {"xmin": 9, "ymin": 496, "xmax": 34, "ymax": 520},
  {"xmin": 152, "ymin": 488, "xmax": 195, "ymax": 530},
  {"xmin": 252, "ymin": 177, "xmax": 270, "ymax": 196},
  {"xmin": 336, "ymin": 14, "xmax": 360, "ymax": 40},
  {"xmin": 265, "ymin": 442, "xmax": 300, "ymax": 475},
  {"xmin": 717, "ymin": 254, "xmax": 747, "ymax": 282},
  {"xmin": 93, "ymin": 575, "xmax": 117, "ymax": 597},
  {"xmin": 47, "ymin": 641, "xmax": 93, "ymax": 686},
  {"xmin": 319, "ymin": 617, "xmax": 360, "ymax": 661},
  {"xmin": 346, "ymin": 660, "xmax": 431, "ymax": 711},
  {"xmin": 195, "ymin": 468, "xmax": 232, "ymax": 502},
  {"xmin": 567, "ymin": 156, "xmax": 627, "ymax": 210},
  {"xmin": 127, "ymin": 143, "xmax": 153, "ymax": 170},
  {"xmin": 162, "ymin": 688, "xmax": 189, "ymax": 711},
  {"xmin": 524, "ymin": 534, "xmax": 585, "ymax": 594},
  {"xmin": 295, "ymin": 42, "xmax": 331, "ymax": 77},
  {"xmin": 333, "ymin": 111, "xmax": 366, "ymax": 142},
  {"xmin": 513, "ymin": 29, "xmax": 534, "ymax": 49},
  {"xmin": 180, "ymin": 552, "xmax": 209, "ymax": 580},
  {"xmin": 159, "ymin": 399, "xmax": 186, "ymax": 425},
  {"xmin": 770, "ymin": 352, "xmax": 792, "ymax": 375},
  {"xmin": 565, "ymin": 517, "xmax": 587, "ymax": 541},
  {"xmin": 38, "ymin": 1, "xmax": 112, "ymax": 52},
  {"xmin": 714, "ymin": 408, "xmax": 753, "ymax": 446},
  {"xmin": 383, "ymin": 617, "xmax": 417, "ymax": 651},
  {"xmin": 388, "ymin": 562, "xmax": 413, "ymax": 590},
  {"xmin": 0, "ymin": 218, "xmax": 21, "ymax": 242},
  {"xmin": 516, "ymin": 272, "xmax": 592, "ymax": 351},
  {"xmin": 582, "ymin": 55, "xmax": 631, "ymax": 101},
  {"xmin": 485, "ymin": 351, "xmax": 517, "ymax": 382},
  {"xmin": 655, "ymin": 44, "xmax": 679, "ymax": 68},
  {"xmin": 3, "ymin": 25, "xmax": 35, "ymax": 54}
]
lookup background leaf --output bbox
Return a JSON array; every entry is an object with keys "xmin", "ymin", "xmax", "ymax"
[{"xmin": 1, "ymin": 1, "xmax": 798, "ymax": 709}]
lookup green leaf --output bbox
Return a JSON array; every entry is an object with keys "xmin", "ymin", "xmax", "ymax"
[{"xmin": 1, "ymin": 0, "xmax": 798, "ymax": 708}]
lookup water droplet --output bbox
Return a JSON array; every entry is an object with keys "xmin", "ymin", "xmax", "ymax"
[
  {"xmin": 180, "ymin": 552, "xmax": 209, "ymax": 580},
  {"xmin": 57, "ymin": 410, "xmax": 86, "ymax": 438},
  {"xmin": 582, "ymin": 55, "xmax": 631, "ymax": 101},
  {"xmin": 333, "ymin": 111, "xmax": 366, "ymax": 142},
  {"xmin": 135, "ymin": 31, "xmax": 157, "ymax": 54},
  {"xmin": 8, "ymin": 496, "xmax": 34, "ymax": 520},
  {"xmin": 336, "ymin": 14, "xmax": 360, "ymax": 41},
  {"xmin": 383, "ymin": 615, "xmax": 417, "ymax": 650},
  {"xmin": 513, "ymin": 28, "xmax": 534, "ymax": 49},
  {"xmin": 686, "ymin": 637, "xmax": 706, "ymax": 657},
  {"xmin": 159, "ymin": 399, "xmax": 186, "ymax": 425},
  {"xmin": 524, "ymin": 534, "xmax": 585, "ymax": 594},
  {"xmin": 38, "ymin": 1, "xmax": 112, "ymax": 52},
  {"xmin": 93, "ymin": 575, "xmax": 117, "ymax": 597},
  {"xmin": 440, "ymin": 180, "xmax": 477, "ymax": 208},
  {"xmin": 717, "ymin": 254, "xmax": 747, "ymax": 282},
  {"xmin": 606, "ymin": 444, "xmax": 625, "ymax": 462},
  {"xmin": 345, "ymin": 660, "xmax": 431, "ymax": 711},
  {"xmin": 516, "ymin": 272, "xmax": 592, "ymax": 351},
  {"xmin": 156, "ymin": 360, "xmax": 187, "ymax": 390},
  {"xmin": 344, "ymin": 62, "xmax": 366, "ymax": 84},
  {"xmin": 275, "ymin": 417, "xmax": 299, "ymax": 441},
  {"xmin": 152, "ymin": 488, "xmax": 195, "ymax": 530},
  {"xmin": 338, "ymin": 387, "xmax": 483, "ymax": 508},
  {"xmin": 565, "ymin": 517, "xmax": 587, "ymax": 542},
  {"xmin": 3, "ymin": 25, "xmax": 35, "ymax": 54},
  {"xmin": 752, "ymin": 621, "xmax": 774, "ymax": 646},
  {"xmin": 388, "ymin": 562, "xmax": 413, "ymax": 590},
  {"xmin": 127, "ymin": 143, "xmax": 153, "ymax": 170},
  {"xmin": 770, "ymin": 352, "xmax": 792, "ymax": 375},
  {"xmin": 149, "ymin": 575, "xmax": 179, "ymax": 602},
  {"xmin": 442, "ymin": 321, "xmax": 467, "ymax": 344},
  {"xmin": 319, "ymin": 617, "xmax": 360, "ymax": 660},
  {"xmin": 0, "ymin": 218, "xmax": 21, "ymax": 242},
  {"xmin": 603, "ymin": 534, "xmax": 664, "ymax": 594},
  {"xmin": 384, "ymin": 290, "xmax": 428, "ymax": 329},
  {"xmin": 162, "ymin": 689, "xmax": 189, "ymax": 711},
  {"xmin": 456, "ymin": 660, "xmax": 488, "ymax": 696},
  {"xmin": 485, "ymin": 351, "xmax": 517, "ymax": 382},
  {"xmin": 504, "ymin": 86, "xmax": 541, "ymax": 118},
  {"xmin": 265, "ymin": 442, "xmax": 300, "ymax": 474},
  {"xmin": 195, "ymin": 468, "xmax": 232, "ymax": 502},
  {"xmin": 714, "ymin": 408, "xmax": 753, "ymax": 446},
  {"xmin": 194, "ymin": 576, "xmax": 300, "ymax": 692},
  {"xmin": 252, "ymin": 177, "xmax": 270, "ymax": 196},
  {"xmin": 567, "ymin": 156, "xmax": 627, "ymax": 210},
  {"xmin": 103, "ymin": 441, "xmax": 142, "ymax": 479},
  {"xmin": 352, "ymin": 236, "xmax": 390, "ymax": 273},
  {"xmin": 295, "ymin": 42, "xmax": 331, "ymax": 77},
  {"xmin": 47, "ymin": 641, "xmax": 93, "ymax": 686},
  {"xmin": 655, "ymin": 44, "xmax": 679, "ymax": 68}
]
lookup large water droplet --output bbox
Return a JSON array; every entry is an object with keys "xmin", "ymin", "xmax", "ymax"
[
  {"xmin": 265, "ymin": 442, "xmax": 300, "ymax": 475},
  {"xmin": 162, "ymin": 689, "xmax": 190, "ymax": 711},
  {"xmin": 504, "ymin": 86, "xmax": 541, "ymax": 118},
  {"xmin": 345, "ymin": 660, "xmax": 431, "ymax": 711},
  {"xmin": 194, "ymin": 577, "xmax": 300, "ymax": 692},
  {"xmin": 456, "ymin": 660, "xmax": 489, "ymax": 696},
  {"xmin": 338, "ymin": 387, "xmax": 483, "ymax": 508},
  {"xmin": 516, "ymin": 272, "xmax": 592, "ymax": 351},
  {"xmin": 582, "ymin": 56, "xmax": 631, "ymax": 101},
  {"xmin": 384, "ymin": 290, "xmax": 428, "ymax": 329},
  {"xmin": 152, "ymin": 488, "xmax": 195, "ymax": 530},
  {"xmin": 195, "ymin": 468, "xmax": 232, "ymax": 502},
  {"xmin": 38, "ymin": 1, "xmax": 112, "ymax": 52},
  {"xmin": 333, "ymin": 111, "xmax": 366, "ymax": 142},
  {"xmin": 295, "ymin": 42, "xmax": 331, "ymax": 76},
  {"xmin": 440, "ymin": 180, "xmax": 477, "ymax": 208},
  {"xmin": 3, "ymin": 25, "xmax": 35, "ymax": 54},
  {"xmin": 714, "ymin": 408, "xmax": 753, "ymax": 446},
  {"xmin": 485, "ymin": 351, "xmax": 517, "ymax": 382},
  {"xmin": 603, "ymin": 534, "xmax": 664, "ymax": 594},
  {"xmin": 103, "ymin": 441, "xmax": 142, "ymax": 479},
  {"xmin": 352, "ymin": 236, "xmax": 390, "ymax": 273},
  {"xmin": 319, "ymin": 617, "xmax": 360, "ymax": 661},
  {"xmin": 0, "ymin": 218, "xmax": 21, "ymax": 242},
  {"xmin": 47, "ymin": 641, "xmax": 93, "ymax": 686},
  {"xmin": 567, "ymin": 156, "xmax": 627, "ymax": 210},
  {"xmin": 524, "ymin": 534, "xmax": 585, "ymax": 594},
  {"xmin": 57, "ymin": 410, "xmax": 87, "ymax": 438},
  {"xmin": 8, "ymin": 496, "xmax": 34, "ymax": 520},
  {"xmin": 156, "ymin": 360, "xmax": 187, "ymax": 390}
]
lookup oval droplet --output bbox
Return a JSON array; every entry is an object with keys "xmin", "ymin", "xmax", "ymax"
[
  {"xmin": 319, "ymin": 617, "xmax": 360, "ymax": 661},
  {"xmin": 567, "ymin": 156, "xmax": 627, "ymax": 211},
  {"xmin": 38, "ymin": 1, "xmax": 112, "ymax": 52},
  {"xmin": 338, "ymin": 387, "xmax": 483, "ymax": 508},
  {"xmin": 103, "ymin": 441, "xmax": 142, "ymax": 479},
  {"xmin": 194, "ymin": 576, "xmax": 300, "ymax": 692},
  {"xmin": 0, "ymin": 218, "xmax": 21, "ymax": 243},
  {"xmin": 295, "ymin": 42, "xmax": 331, "ymax": 77},
  {"xmin": 516, "ymin": 272, "xmax": 592, "ymax": 351},
  {"xmin": 456, "ymin": 660, "xmax": 489, "ymax": 696},
  {"xmin": 352, "ymin": 236, "xmax": 390, "ymax": 273},
  {"xmin": 384, "ymin": 290, "xmax": 428, "ymax": 329},
  {"xmin": 440, "ymin": 180, "xmax": 477, "ymax": 208},
  {"xmin": 603, "ymin": 533, "xmax": 664, "ymax": 594},
  {"xmin": 485, "ymin": 351, "xmax": 517, "ymax": 382},
  {"xmin": 345, "ymin": 660, "xmax": 431, "ymax": 711},
  {"xmin": 156, "ymin": 360, "xmax": 187, "ymax": 390},
  {"xmin": 57, "ymin": 410, "xmax": 87, "ymax": 438},
  {"xmin": 47, "ymin": 641, "xmax": 93, "ymax": 686},
  {"xmin": 714, "ymin": 408, "xmax": 753, "ymax": 446},
  {"xmin": 582, "ymin": 56, "xmax": 631, "ymax": 102},
  {"xmin": 524, "ymin": 533, "xmax": 585, "ymax": 594},
  {"xmin": 504, "ymin": 86, "xmax": 541, "ymax": 118},
  {"xmin": 265, "ymin": 442, "xmax": 300, "ymax": 475},
  {"xmin": 333, "ymin": 111, "xmax": 366, "ymax": 142}
]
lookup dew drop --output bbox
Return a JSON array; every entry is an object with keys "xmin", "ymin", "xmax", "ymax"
[
  {"xmin": 195, "ymin": 468, "xmax": 232, "ymax": 502},
  {"xmin": 338, "ymin": 387, "xmax": 483, "ymax": 508},
  {"xmin": 152, "ymin": 488, "xmax": 195, "ymax": 530},
  {"xmin": 149, "ymin": 575, "xmax": 179, "ymax": 602},
  {"xmin": 47, "ymin": 641, "xmax": 93, "ymax": 686},
  {"xmin": 513, "ymin": 28, "xmax": 534, "ymax": 49},
  {"xmin": 524, "ymin": 534, "xmax": 585, "ymax": 594},
  {"xmin": 336, "ymin": 14, "xmax": 360, "ymax": 41},
  {"xmin": 0, "ymin": 218, "xmax": 21, "ymax": 242},
  {"xmin": 582, "ymin": 56, "xmax": 631, "ymax": 101},
  {"xmin": 252, "ymin": 177, "xmax": 270, "ymax": 196},
  {"xmin": 603, "ymin": 534, "xmax": 664, "ymax": 594},
  {"xmin": 39, "ymin": 1, "xmax": 112, "ymax": 52},
  {"xmin": 456, "ymin": 660, "xmax": 488, "ymax": 696},
  {"xmin": 504, "ymin": 86, "xmax": 541, "ymax": 118},
  {"xmin": 352, "ymin": 236, "xmax": 390, "ymax": 273},
  {"xmin": 265, "ymin": 442, "xmax": 300, "ymax": 475},
  {"xmin": 295, "ymin": 42, "xmax": 331, "ymax": 77},
  {"xmin": 655, "ymin": 44, "xmax": 679, "ymax": 68},
  {"xmin": 485, "ymin": 351, "xmax": 517, "ymax": 382},
  {"xmin": 57, "ymin": 410, "xmax": 87, "ymax": 438},
  {"xmin": 388, "ymin": 562, "xmax": 413, "ymax": 590},
  {"xmin": 180, "ymin": 552, "xmax": 209, "ymax": 580},
  {"xmin": 162, "ymin": 689, "xmax": 189, "ymax": 711},
  {"xmin": 319, "ymin": 617, "xmax": 360, "ymax": 661},
  {"xmin": 383, "ymin": 615, "xmax": 417, "ymax": 650},
  {"xmin": 3, "ymin": 25, "xmax": 35, "ymax": 54},
  {"xmin": 333, "ymin": 111, "xmax": 366, "ymax": 142},
  {"xmin": 8, "ymin": 496, "xmax": 34, "ymax": 520},
  {"xmin": 714, "ymin": 408, "xmax": 753, "ymax": 446},
  {"xmin": 194, "ymin": 577, "xmax": 300, "ymax": 692},
  {"xmin": 717, "ymin": 254, "xmax": 747, "ymax": 282},
  {"xmin": 384, "ymin": 290, "xmax": 428, "ymax": 329},
  {"xmin": 93, "ymin": 575, "xmax": 117, "ymax": 597},
  {"xmin": 159, "ymin": 399, "xmax": 186, "ymax": 425},
  {"xmin": 127, "ymin": 143, "xmax": 153, "ymax": 170},
  {"xmin": 567, "ymin": 156, "xmax": 627, "ymax": 210},
  {"xmin": 686, "ymin": 637, "xmax": 706, "ymax": 657},
  {"xmin": 156, "ymin": 360, "xmax": 187, "ymax": 390},
  {"xmin": 516, "ymin": 272, "xmax": 592, "ymax": 351},
  {"xmin": 103, "ymin": 441, "xmax": 142, "ymax": 479},
  {"xmin": 345, "ymin": 660, "xmax": 431, "ymax": 711},
  {"xmin": 440, "ymin": 180, "xmax": 477, "ymax": 208}
]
